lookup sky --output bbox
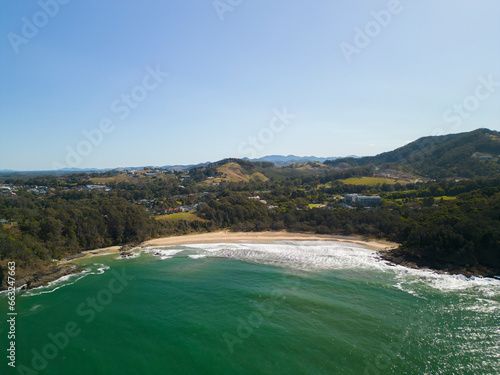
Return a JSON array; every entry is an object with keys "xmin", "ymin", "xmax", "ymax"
[{"xmin": 0, "ymin": 0, "xmax": 499, "ymax": 170}]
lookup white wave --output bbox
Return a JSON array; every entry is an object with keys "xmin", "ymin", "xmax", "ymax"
[
  {"xmin": 181, "ymin": 241, "xmax": 384, "ymax": 271},
  {"xmin": 391, "ymin": 263, "xmax": 500, "ymax": 297},
  {"xmin": 29, "ymin": 304, "xmax": 42, "ymax": 312},
  {"xmin": 22, "ymin": 263, "xmax": 111, "ymax": 297},
  {"xmin": 22, "ymin": 270, "xmax": 90, "ymax": 296},
  {"xmin": 188, "ymin": 254, "xmax": 207, "ymax": 259},
  {"xmin": 142, "ymin": 249, "xmax": 184, "ymax": 260},
  {"xmin": 94, "ymin": 263, "xmax": 111, "ymax": 274},
  {"xmin": 16, "ymin": 241, "xmax": 500, "ymax": 299},
  {"xmin": 180, "ymin": 241, "xmax": 500, "ymax": 298},
  {"xmin": 117, "ymin": 251, "xmax": 141, "ymax": 259}
]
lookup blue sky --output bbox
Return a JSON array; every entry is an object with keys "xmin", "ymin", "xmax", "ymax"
[{"xmin": 1, "ymin": 0, "xmax": 499, "ymax": 170}]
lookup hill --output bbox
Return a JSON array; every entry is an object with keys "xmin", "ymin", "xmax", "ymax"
[
  {"xmin": 244, "ymin": 155, "xmax": 348, "ymax": 167},
  {"xmin": 204, "ymin": 162, "xmax": 269, "ymax": 184},
  {"xmin": 325, "ymin": 128, "xmax": 500, "ymax": 179}
]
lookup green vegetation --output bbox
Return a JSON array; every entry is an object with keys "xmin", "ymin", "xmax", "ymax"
[
  {"xmin": 155, "ymin": 212, "xmax": 207, "ymax": 222},
  {"xmin": 326, "ymin": 128, "xmax": 500, "ymax": 179},
  {"xmin": 341, "ymin": 177, "xmax": 400, "ymax": 185},
  {"xmin": 1, "ymin": 129, "xmax": 500, "ymax": 285}
]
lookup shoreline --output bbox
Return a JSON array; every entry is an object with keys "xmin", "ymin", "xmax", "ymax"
[
  {"xmin": 57, "ymin": 246, "xmax": 122, "ymax": 266},
  {"xmin": 140, "ymin": 231, "xmax": 399, "ymax": 251},
  {"xmin": 10, "ymin": 231, "xmax": 396, "ymax": 290},
  {"xmin": 7, "ymin": 231, "xmax": 497, "ymax": 290},
  {"xmin": 56, "ymin": 231, "xmax": 399, "ymax": 266}
]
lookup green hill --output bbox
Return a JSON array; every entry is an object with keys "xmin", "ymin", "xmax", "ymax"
[{"xmin": 325, "ymin": 128, "xmax": 500, "ymax": 179}]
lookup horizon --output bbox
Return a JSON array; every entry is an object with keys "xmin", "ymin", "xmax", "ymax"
[
  {"xmin": 0, "ymin": 127, "xmax": 495, "ymax": 172},
  {"xmin": 1, "ymin": 1, "xmax": 499, "ymax": 170}
]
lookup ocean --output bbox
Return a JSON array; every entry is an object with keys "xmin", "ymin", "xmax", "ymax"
[{"xmin": 1, "ymin": 241, "xmax": 499, "ymax": 375}]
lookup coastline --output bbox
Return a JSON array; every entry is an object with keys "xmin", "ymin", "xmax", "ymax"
[
  {"xmin": 380, "ymin": 248, "xmax": 500, "ymax": 278},
  {"xmin": 140, "ymin": 231, "xmax": 399, "ymax": 251},
  {"xmin": 57, "ymin": 246, "xmax": 122, "ymax": 266},
  {"xmin": 7, "ymin": 231, "xmax": 397, "ymax": 290},
  {"xmin": 7, "ymin": 231, "xmax": 496, "ymax": 290}
]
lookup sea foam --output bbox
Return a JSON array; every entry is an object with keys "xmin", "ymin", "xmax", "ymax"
[{"xmin": 173, "ymin": 241, "xmax": 500, "ymax": 298}]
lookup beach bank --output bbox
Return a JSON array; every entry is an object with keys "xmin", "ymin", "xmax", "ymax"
[
  {"xmin": 7, "ymin": 232, "xmax": 398, "ymax": 290},
  {"xmin": 140, "ymin": 231, "xmax": 399, "ymax": 252}
]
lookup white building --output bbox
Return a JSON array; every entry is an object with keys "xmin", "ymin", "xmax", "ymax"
[{"xmin": 344, "ymin": 194, "xmax": 382, "ymax": 207}]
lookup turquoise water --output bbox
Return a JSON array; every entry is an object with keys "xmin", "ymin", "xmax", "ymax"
[{"xmin": 1, "ymin": 241, "xmax": 499, "ymax": 374}]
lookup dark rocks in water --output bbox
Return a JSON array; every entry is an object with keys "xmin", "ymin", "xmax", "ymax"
[
  {"xmin": 12, "ymin": 265, "xmax": 79, "ymax": 290},
  {"xmin": 119, "ymin": 244, "xmax": 138, "ymax": 258},
  {"xmin": 381, "ymin": 249, "xmax": 499, "ymax": 278}
]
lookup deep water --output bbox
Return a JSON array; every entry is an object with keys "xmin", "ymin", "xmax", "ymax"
[{"xmin": 1, "ymin": 241, "xmax": 499, "ymax": 375}]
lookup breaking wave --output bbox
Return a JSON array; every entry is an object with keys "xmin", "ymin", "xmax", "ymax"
[
  {"xmin": 167, "ymin": 241, "xmax": 500, "ymax": 299},
  {"xmin": 21, "ymin": 263, "xmax": 111, "ymax": 297}
]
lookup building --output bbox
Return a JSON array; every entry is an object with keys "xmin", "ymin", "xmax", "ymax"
[{"xmin": 344, "ymin": 194, "xmax": 382, "ymax": 207}]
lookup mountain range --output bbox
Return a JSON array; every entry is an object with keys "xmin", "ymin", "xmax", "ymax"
[
  {"xmin": 324, "ymin": 128, "xmax": 500, "ymax": 179},
  {"xmin": 1, "ymin": 128, "xmax": 499, "ymax": 179}
]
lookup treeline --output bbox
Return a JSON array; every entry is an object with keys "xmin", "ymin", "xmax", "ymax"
[
  {"xmin": 324, "ymin": 129, "xmax": 500, "ymax": 179},
  {"xmin": 197, "ymin": 191, "xmax": 401, "ymax": 238},
  {"xmin": 394, "ymin": 189, "xmax": 500, "ymax": 273},
  {"xmin": 1, "ymin": 173, "xmax": 499, "ymax": 277},
  {"xmin": 0, "ymin": 195, "xmax": 157, "ymax": 265},
  {"xmin": 196, "ymin": 189, "xmax": 499, "ymax": 275}
]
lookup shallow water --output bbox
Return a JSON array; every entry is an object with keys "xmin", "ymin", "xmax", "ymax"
[{"xmin": 2, "ymin": 241, "xmax": 499, "ymax": 374}]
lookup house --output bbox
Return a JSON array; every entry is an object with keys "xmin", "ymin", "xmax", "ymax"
[
  {"xmin": 86, "ymin": 184, "xmax": 108, "ymax": 191},
  {"xmin": 344, "ymin": 194, "xmax": 382, "ymax": 207}
]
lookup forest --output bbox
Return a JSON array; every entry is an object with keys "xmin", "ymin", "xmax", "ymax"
[{"xmin": 1, "ymin": 166, "xmax": 499, "ymax": 282}]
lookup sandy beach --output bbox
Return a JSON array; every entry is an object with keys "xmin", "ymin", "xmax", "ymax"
[
  {"xmin": 58, "ymin": 245, "xmax": 121, "ymax": 265},
  {"xmin": 141, "ymin": 231, "xmax": 399, "ymax": 251},
  {"xmin": 59, "ymin": 231, "xmax": 399, "ymax": 265}
]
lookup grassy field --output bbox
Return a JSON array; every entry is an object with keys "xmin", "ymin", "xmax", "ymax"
[
  {"xmin": 203, "ymin": 163, "xmax": 269, "ymax": 184},
  {"xmin": 341, "ymin": 177, "xmax": 400, "ymax": 185},
  {"xmin": 431, "ymin": 196, "xmax": 457, "ymax": 201},
  {"xmin": 154, "ymin": 212, "xmax": 207, "ymax": 222},
  {"xmin": 307, "ymin": 203, "xmax": 324, "ymax": 208}
]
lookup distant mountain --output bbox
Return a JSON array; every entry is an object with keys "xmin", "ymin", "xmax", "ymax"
[
  {"xmin": 57, "ymin": 168, "xmax": 110, "ymax": 172},
  {"xmin": 161, "ymin": 162, "xmax": 211, "ymax": 172},
  {"xmin": 244, "ymin": 155, "xmax": 350, "ymax": 167},
  {"xmin": 161, "ymin": 155, "xmax": 354, "ymax": 170},
  {"xmin": 0, "ymin": 168, "xmax": 114, "ymax": 179},
  {"xmin": 325, "ymin": 128, "xmax": 500, "ymax": 178}
]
